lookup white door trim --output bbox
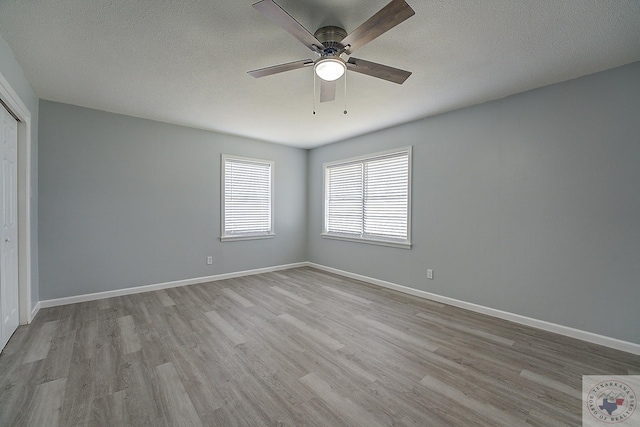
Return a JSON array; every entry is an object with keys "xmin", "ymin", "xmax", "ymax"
[{"xmin": 0, "ymin": 71, "xmax": 33, "ymax": 324}]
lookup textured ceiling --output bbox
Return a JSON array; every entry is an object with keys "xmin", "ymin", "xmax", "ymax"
[{"xmin": 1, "ymin": 0, "xmax": 639, "ymax": 148}]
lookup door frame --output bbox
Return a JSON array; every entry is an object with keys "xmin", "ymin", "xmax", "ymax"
[{"xmin": 0, "ymin": 71, "xmax": 33, "ymax": 324}]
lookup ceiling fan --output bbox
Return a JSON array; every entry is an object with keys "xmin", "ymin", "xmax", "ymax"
[{"xmin": 248, "ymin": 0, "xmax": 415, "ymax": 103}]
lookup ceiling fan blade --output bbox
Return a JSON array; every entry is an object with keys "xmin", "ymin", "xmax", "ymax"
[
  {"xmin": 340, "ymin": 0, "xmax": 415, "ymax": 55},
  {"xmin": 347, "ymin": 57, "xmax": 411, "ymax": 84},
  {"xmin": 320, "ymin": 79, "xmax": 337, "ymax": 103},
  {"xmin": 247, "ymin": 59, "xmax": 314, "ymax": 78},
  {"xmin": 253, "ymin": 0, "xmax": 324, "ymax": 52}
]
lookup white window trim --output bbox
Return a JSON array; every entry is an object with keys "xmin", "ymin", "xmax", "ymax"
[
  {"xmin": 322, "ymin": 146, "xmax": 412, "ymax": 249},
  {"xmin": 221, "ymin": 154, "xmax": 275, "ymax": 242}
]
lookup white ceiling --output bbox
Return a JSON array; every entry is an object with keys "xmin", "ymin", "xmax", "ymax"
[{"xmin": 1, "ymin": 1, "xmax": 639, "ymax": 149}]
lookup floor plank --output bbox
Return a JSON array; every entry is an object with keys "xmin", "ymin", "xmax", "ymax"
[
  {"xmin": 22, "ymin": 320, "xmax": 59, "ymax": 363},
  {"xmin": 25, "ymin": 377, "xmax": 67, "ymax": 427},
  {"xmin": 117, "ymin": 315, "xmax": 142, "ymax": 354},
  {"xmin": 221, "ymin": 287, "xmax": 255, "ymax": 308},
  {"xmin": 155, "ymin": 362, "xmax": 203, "ymax": 427},
  {"xmin": 278, "ymin": 313, "xmax": 345, "ymax": 351},
  {"xmin": 204, "ymin": 309, "xmax": 246, "ymax": 346},
  {"xmin": 300, "ymin": 372, "xmax": 386, "ymax": 427}
]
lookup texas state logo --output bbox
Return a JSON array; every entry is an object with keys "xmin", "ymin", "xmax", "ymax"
[{"xmin": 583, "ymin": 376, "xmax": 639, "ymax": 426}]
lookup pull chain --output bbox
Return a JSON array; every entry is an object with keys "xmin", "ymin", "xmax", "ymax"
[
  {"xmin": 343, "ymin": 69, "xmax": 348, "ymax": 115},
  {"xmin": 313, "ymin": 70, "xmax": 317, "ymax": 115}
]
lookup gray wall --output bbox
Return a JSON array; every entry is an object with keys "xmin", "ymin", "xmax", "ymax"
[
  {"xmin": 35, "ymin": 61, "xmax": 640, "ymax": 344},
  {"xmin": 0, "ymin": 34, "xmax": 39, "ymax": 307},
  {"xmin": 39, "ymin": 101, "xmax": 307, "ymax": 300},
  {"xmin": 308, "ymin": 62, "xmax": 640, "ymax": 345}
]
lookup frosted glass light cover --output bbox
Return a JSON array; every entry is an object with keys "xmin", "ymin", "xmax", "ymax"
[{"xmin": 315, "ymin": 58, "xmax": 345, "ymax": 81}]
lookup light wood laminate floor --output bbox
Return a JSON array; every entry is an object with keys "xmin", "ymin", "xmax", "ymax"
[{"xmin": 1, "ymin": 267, "xmax": 638, "ymax": 426}]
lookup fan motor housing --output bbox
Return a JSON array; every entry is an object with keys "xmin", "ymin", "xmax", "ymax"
[{"xmin": 314, "ymin": 26, "xmax": 347, "ymax": 53}]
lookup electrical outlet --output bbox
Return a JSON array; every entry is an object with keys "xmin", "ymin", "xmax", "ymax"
[
  {"xmin": 206, "ymin": 256, "xmax": 213, "ymax": 265},
  {"xmin": 427, "ymin": 269, "xmax": 434, "ymax": 280}
]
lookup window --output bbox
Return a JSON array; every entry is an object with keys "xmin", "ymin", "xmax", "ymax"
[
  {"xmin": 221, "ymin": 155, "xmax": 274, "ymax": 241},
  {"xmin": 323, "ymin": 147, "xmax": 412, "ymax": 248}
]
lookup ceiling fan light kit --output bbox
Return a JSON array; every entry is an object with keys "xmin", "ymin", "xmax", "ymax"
[
  {"xmin": 248, "ymin": 0, "xmax": 415, "ymax": 110},
  {"xmin": 314, "ymin": 58, "xmax": 345, "ymax": 81}
]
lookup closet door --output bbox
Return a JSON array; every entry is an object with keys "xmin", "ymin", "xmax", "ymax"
[{"xmin": 0, "ymin": 104, "xmax": 19, "ymax": 352}]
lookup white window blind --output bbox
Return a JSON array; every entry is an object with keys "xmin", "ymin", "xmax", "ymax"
[
  {"xmin": 324, "ymin": 147, "xmax": 411, "ymax": 248},
  {"xmin": 222, "ymin": 155, "xmax": 274, "ymax": 241},
  {"xmin": 326, "ymin": 162, "xmax": 363, "ymax": 235}
]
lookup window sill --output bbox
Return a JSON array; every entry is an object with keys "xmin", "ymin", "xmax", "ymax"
[
  {"xmin": 220, "ymin": 233, "xmax": 275, "ymax": 242},
  {"xmin": 321, "ymin": 233, "xmax": 412, "ymax": 249}
]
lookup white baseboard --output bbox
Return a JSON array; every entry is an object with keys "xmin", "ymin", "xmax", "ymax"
[
  {"xmin": 307, "ymin": 262, "xmax": 640, "ymax": 356},
  {"xmin": 38, "ymin": 262, "xmax": 308, "ymax": 309}
]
